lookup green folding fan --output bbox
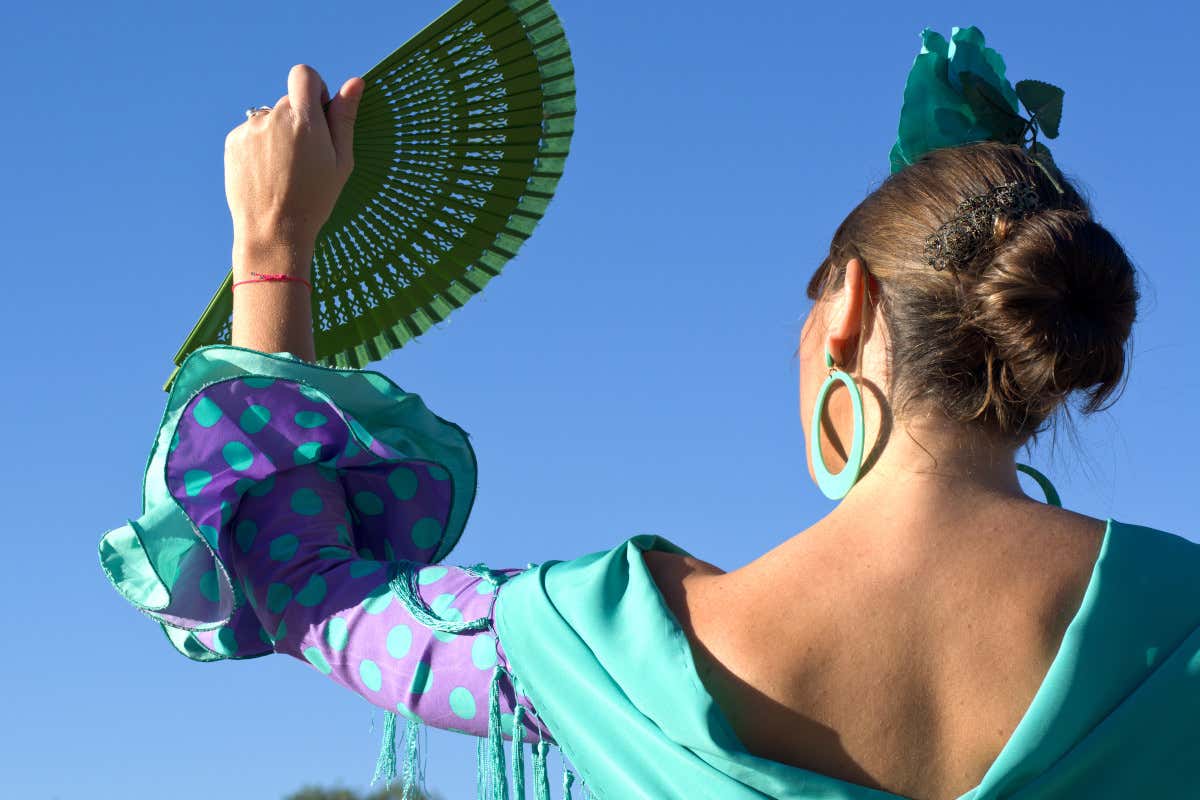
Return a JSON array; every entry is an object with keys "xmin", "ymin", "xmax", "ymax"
[{"xmin": 165, "ymin": 0, "xmax": 575, "ymax": 390}]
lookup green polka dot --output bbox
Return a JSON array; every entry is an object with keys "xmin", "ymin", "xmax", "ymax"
[
  {"xmin": 427, "ymin": 464, "xmax": 450, "ymax": 481},
  {"xmin": 235, "ymin": 520, "xmax": 258, "ymax": 552},
  {"xmin": 431, "ymin": 593, "xmax": 456, "ymax": 615},
  {"xmin": 359, "ymin": 659, "xmax": 383, "ymax": 692},
  {"xmin": 357, "ymin": 547, "xmax": 376, "ymax": 560},
  {"xmin": 242, "ymin": 377, "xmax": 275, "ymax": 389},
  {"xmin": 476, "ymin": 581, "xmax": 496, "ymax": 595},
  {"xmin": 220, "ymin": 501, "xmax": 233, "ymax": 524},
  {"xmin": 304, "ymin": 646, "xmax": 332, "ymax": 674},
  {"xmin": 266, "ymin": 582, "xmax": 293, "ymax": 614},
  {"xmin": 354, "ymin": 490, "xmax": 385, "ymax": 516},
  {"xmin": 388, "ymin": 467, "xmax": 419, "ymax": 500},
  {"xmin": 258, "ymin": 626, "xmax": 273, "ymax": 646},
  {"xmin": 410, "ymin": 517, "xmax": 442, "ymax": 549},
  {"xmin": 396, "ymin": 702, "xmax": 421, "ymax": 723},
  {"xmin": 192, "ymin": 397, "xmax": 223, "ymax": 428},
  {"xmin": 183, "ymin": 469, "xmax": 212, "ymax": 497},
  {"xmin": 472, "ymin": 634, "xmax": 498, "ymax": 670},
  {"xmin": 294, "ymin": 441, "xmax": 324, "ymax": 465},
  {"xmin": 199, "ymin": 570, "xmax": 220, "ymax": 603},
  {"xmin": 169, "ymin": 431, "xmax": 180, "ymax": 453},
  {"xmin": 319, "ymin": 546, "xmax": 350, "ymax": 559},
  {"xmin": 222, "ymin": 441, "xmax": 254, "ymax": 471},
  {"xmin": 213, "ymin": 627, "xmax": 237, "ymax": 655},
  {"xmin": 295, "ymin": 411, "xmax": 328, "ymax": 428},
  {"xmin": 449, "ymin": 687, "xmax": 477, "ymax": 720},
  {"xmin": 418, "ymin": 566, "xmax": 448, "ymax": 585},
  {"xmin": 386, "ymin": 624, "xmax": 412, "ymax": 659},
  {"xmin": 410, "ymin": 660, "xmax": 433, "ymax": 694},
  {"xmin": 317, "ymin": 465, "xmax": 339, "ymax": 483},
  {"xmin": 342, "ymin": 437, "xmax": 362, "ymax": 461},
  {"xmin": 336, "ymin": 525, "xmax": 352, "ymax": 546},
  {"xmin": 291, "ymin": 488, "xmax": 323, "ymax": 515},
  {"xmin": 269, "ymin": 534, "xmax": 300, "ymax": 562},
  {"xmin": 247, "ymin": 475, "xmax": 275, "ymax": 497},
  {"xmin": 350, "ymin": 560, "xmax": 382, "ymax": 578},
  {"xmin": 362, "ymin": 582, "xmax": 393, "ymax": 614},
  {"xmin": 348, "ymin": 418, "xmax": 374, "ymax": 447},
  {"xmin": 326, "ymin": 617, "xmax": 349, "ymax": 651},
  {"xmin": 296, "ymin": 574, "xmax": 327, "ymax": 607},
  {"xmin": 384, "ymin": 541, "xmax": 396, "ymax": 561},
  {"xmin": 198, "ymin": 524, "xmax": 218, "ymax": 545},
  {"xmin": 239, "ymin": 405, "xmax": 272, "ymax": 435},
  {"xmin": 233, "ymin": 478, "xmax": 254, "ymax": 496}
]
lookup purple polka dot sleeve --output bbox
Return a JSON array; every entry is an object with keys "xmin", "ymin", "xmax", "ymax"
[{"xmin": 164, "ymin": 375, "xmax": 553, "ymax": 745}]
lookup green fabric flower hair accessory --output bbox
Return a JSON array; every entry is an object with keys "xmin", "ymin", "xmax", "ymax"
[{"xmin": 889, "ymin": 26, "xmax": 1065, "ymax": 192}]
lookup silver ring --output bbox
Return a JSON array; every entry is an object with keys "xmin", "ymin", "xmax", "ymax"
[{"xmin": 245, "ymin": 105, "xmax": 272, "ymax": 119}]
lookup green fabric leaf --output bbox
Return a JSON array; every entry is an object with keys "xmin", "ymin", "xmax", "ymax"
[
  {"xmin": 1016, "ymin": 79, "xmax": 1065, "ymax": 139},
  {"xmin": 961, "ymin": 73, "xmax": 1027, "ymax": 144}
]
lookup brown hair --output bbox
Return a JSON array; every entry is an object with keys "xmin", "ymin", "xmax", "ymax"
[{"xmin": 807, "ymin": 141, "xmax": 1139, "ymax": 443}]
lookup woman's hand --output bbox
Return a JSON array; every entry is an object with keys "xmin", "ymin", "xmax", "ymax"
[
  {"xmin": 225, "ymin": 64, "xmax": 364, "ymax": 255},
  {"xmin": 225, "ymin": 64, "xmax": 364, "ymax": 361}
]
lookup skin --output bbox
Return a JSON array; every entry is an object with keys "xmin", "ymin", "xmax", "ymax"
[
  {"xmin": 646, "ymin": 262, "xmax": 1109, "ymax": 799},
  {"xmin": 226, "ymin": 64, "xmax": 363, "ymax": 361},
  {"xmin": 226, "ymin": 65, "xmax": 1109, "ymax": 800}
]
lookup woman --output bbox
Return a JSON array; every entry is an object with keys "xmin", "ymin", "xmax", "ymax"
[{"xmin": 101, "ymin": 58, "xmax": 1200, "ymax": 800}]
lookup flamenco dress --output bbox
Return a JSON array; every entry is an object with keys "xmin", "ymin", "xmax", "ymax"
[{"xmin": 100, "ymin": 346, "xmax": 1200, "ymax": 799}]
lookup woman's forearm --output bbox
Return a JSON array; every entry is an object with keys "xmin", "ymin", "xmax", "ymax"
[{"xmin": 230, "ymin": 237, "xmax": 317, "ymax": 362}]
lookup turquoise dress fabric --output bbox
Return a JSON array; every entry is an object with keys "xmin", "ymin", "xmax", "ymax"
[
  {"xmin": 101, "ymin": 345, "xmax": 1200, "ymax": 798},
  {"xmin": 495, "ymin": 521, "xmax": 1200, "ymax": 799}
]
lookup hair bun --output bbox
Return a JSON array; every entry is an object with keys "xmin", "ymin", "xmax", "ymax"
[{"xmin": 967, "ymin": 209, "xmax": 1139, "ymax": 420}]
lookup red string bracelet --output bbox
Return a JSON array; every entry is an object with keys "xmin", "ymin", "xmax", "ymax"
[{"xmin": 231, "ymin": 272, "xmax": 313, "ymax": 291}]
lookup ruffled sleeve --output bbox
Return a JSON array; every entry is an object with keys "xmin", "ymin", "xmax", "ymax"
[{"xmin": 98, "ymin": 344, "xmax": 478, "ymax": 661}]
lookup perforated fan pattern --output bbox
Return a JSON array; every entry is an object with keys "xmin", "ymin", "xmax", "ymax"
[{"xmin": 167, "ymin": 0, "xmax": 575, "ymax": 388}]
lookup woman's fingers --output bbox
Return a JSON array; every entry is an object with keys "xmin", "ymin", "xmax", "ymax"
[
  {"xmin": 287, "ymin": 63, "xmax": 325, "ymax": 124},
  {"xmin": 326, "ymin": 77, "xmax": 365, "ymax": 172}
]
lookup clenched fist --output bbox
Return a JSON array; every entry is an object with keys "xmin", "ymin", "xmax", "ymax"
[{"xmin": 224, "ymin": 64, "xmax": 364, "ymax": 258}]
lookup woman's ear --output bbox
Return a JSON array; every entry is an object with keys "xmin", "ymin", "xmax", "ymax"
[{"xmin": 824, "ymin": 258, "xmax": 870, "ymax": 367}]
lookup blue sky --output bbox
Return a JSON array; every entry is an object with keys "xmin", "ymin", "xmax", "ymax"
[{"xmin": 2, "ymin": 0, "xmax": 1196, "ymax": 798}]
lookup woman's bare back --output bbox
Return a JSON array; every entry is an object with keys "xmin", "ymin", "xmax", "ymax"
[{"xmin": 644, "ymin": 506, "xmax": 1108, "ymax": 800}]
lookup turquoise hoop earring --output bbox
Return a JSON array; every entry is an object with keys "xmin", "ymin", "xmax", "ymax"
[
  {"xmin": 807, "ymin": 350, "xmax": 1063, "ymax": 507},
  {"xmin": 810, "ymin": 348, "xmax": 865, "ymax": 500}
]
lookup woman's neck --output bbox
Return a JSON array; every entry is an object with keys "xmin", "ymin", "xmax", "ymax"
[{"xmin": 797, "ymin": 415, "xmax": 1044, "ymax": 564}]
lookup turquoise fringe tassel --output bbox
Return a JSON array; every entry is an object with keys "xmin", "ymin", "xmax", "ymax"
[
  {"xmin": 401, "ymin": 717, "xmax": 421, "ymax": 800},
  {"xmin": 563, "ymin": 768, "xmax": 575, "ymax": 798},
  {"xmin": 390, "ymin": 560, "xmax": 490, "ymax": 634},
  {"xmin": 372, "ymin": 710, "xmax": 398, "ymax": 787},
  {"xmin": 511, "ymin": 705, "xmax": 527, "ymax": 799},
  {"xmin": 477, "ymin": 735, "xmax": 491, "ymax": 799},
  {"xmin": 487, "ymin": 665, "xmax": 510, "ymax": 800},
  {"xmin": 462, "ymin": 562, "xmax": 512, "ymax": 588},
  {"xmin": 533, "ymin": 739, "xmax": 551, "ymax": 800}
]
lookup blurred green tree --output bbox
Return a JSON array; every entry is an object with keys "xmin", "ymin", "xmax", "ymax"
[{"xmin": 283, "ymin": 784, "xmax": 442, "ymax": 800}]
